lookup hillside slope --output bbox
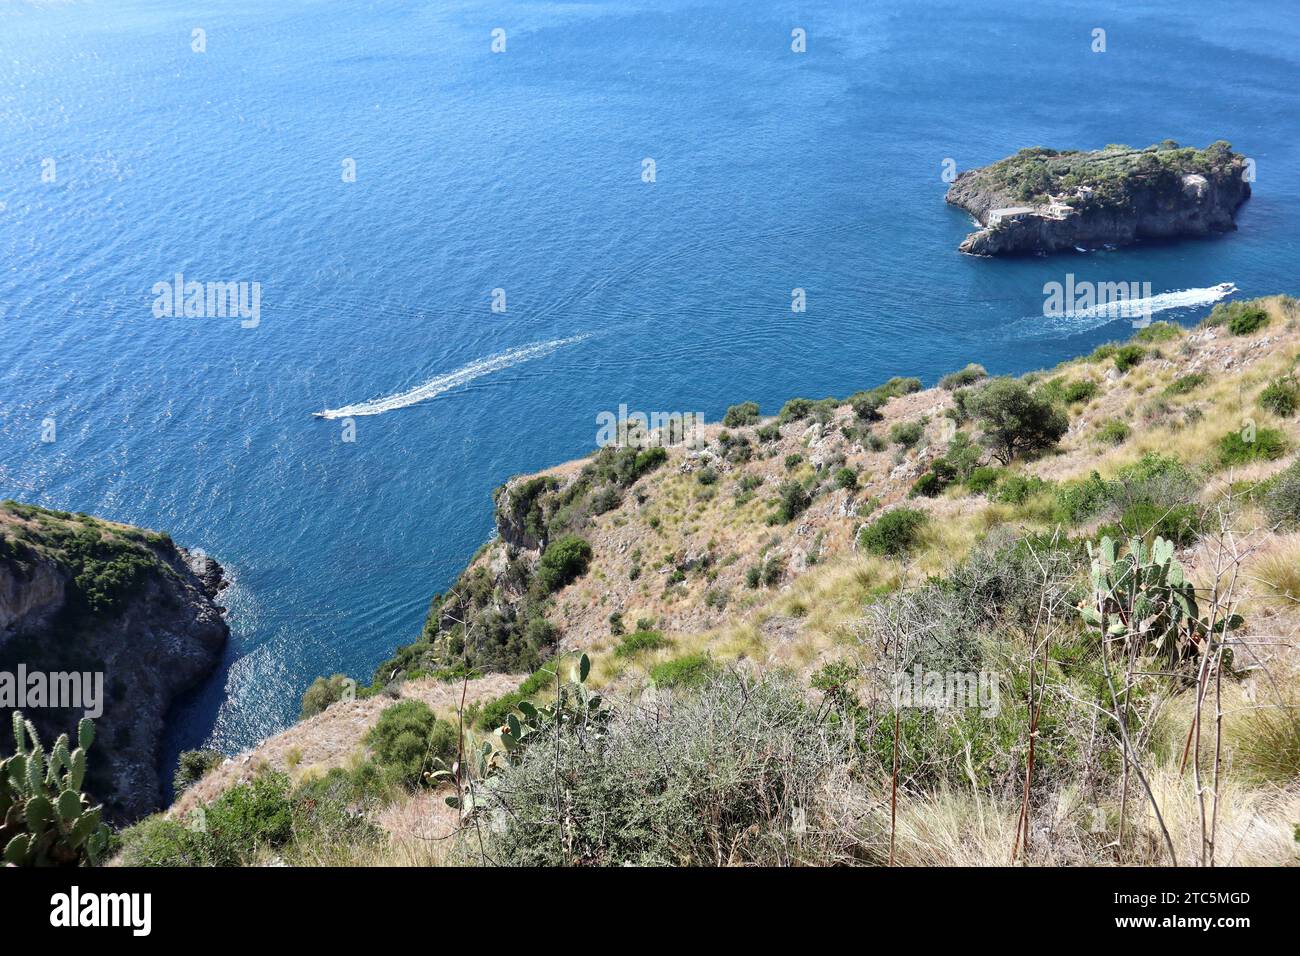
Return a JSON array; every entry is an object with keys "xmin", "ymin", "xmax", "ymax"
[{"xmin": 132, "ymin": 294, "xmax": 1300, "ymax": 866}]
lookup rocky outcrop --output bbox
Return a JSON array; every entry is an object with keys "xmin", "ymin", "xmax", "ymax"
[
  {"xmin": 0, "ymin": 505, "xmax": 229, "ymax": 822},
  {"xmin": 947, "ymin": 142, "xmax": 1251, "ymax": 256}
]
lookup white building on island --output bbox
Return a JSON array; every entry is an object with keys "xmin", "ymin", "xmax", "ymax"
[{"xmin": 987, "ymin": 206, "xmax": 1036, "ymax": 226}]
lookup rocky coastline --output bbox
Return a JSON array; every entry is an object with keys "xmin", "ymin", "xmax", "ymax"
[
  {"xmin": 0, "ymin": 504, "xmax": 229, "ymax": 822},
  {"xmin": 946, "ymin": 141, "xmax": 1251, "ymax": 256}
]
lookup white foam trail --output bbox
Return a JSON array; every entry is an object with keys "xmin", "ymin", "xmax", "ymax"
[
  {"xmin": 314, "ymin": 334, "xmax": 589, "ymax": 419},
  {"xmin": 1011, "ymin": 283, "xmax": 1237, "ymax": 338}
]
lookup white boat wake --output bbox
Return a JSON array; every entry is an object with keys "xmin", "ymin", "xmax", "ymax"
[
  {"xmin": 1008, "ymin": 282, "xmax": 1237, "ymax": 338},
  {"xmin": 313, "ymin": 334, "xmax": 589, "ymax": 419}
]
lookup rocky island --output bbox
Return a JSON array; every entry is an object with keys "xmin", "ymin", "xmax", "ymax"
[
  {"xmin": 0, "ymin": 502, "xmax": 229, "ymax": 822},
  {"xmin": 946, "ymin": 141, "xmax": 1251, "ymax": 256}
]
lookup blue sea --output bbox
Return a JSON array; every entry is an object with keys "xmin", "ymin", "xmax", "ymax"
[{"xmin": 2, "ymin": 0, "xmax": 1297, "ymax": 773}]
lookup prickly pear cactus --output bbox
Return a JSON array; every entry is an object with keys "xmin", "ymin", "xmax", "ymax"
[
  {"xmin": 1080, "ymin": 535, "xmax": 1242, "ymax": 670},
  {"xmin": 438, "ymin": 653, "xmax": 607, "ymax": 817},
  {"xmin": 1, "ymin": 712, "xmax": 110, "ymax": 867}
]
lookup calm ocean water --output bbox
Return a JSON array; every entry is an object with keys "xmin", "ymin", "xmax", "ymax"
[{"xmin": 1, "ymin": 0, "xmax": 1297, "ymax": 771}]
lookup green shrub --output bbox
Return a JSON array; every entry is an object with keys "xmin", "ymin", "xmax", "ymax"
[
  {"xmin": 909, "ymin": 472, "xmax": 943, "ymax": 498},
  {"xmin": 1098, "ymin": 502, "xmax": 1202, "ymax": 548},
  {"xmin": 889, "ymin": 420, "xmax": 924, "ymax": 448},
  {"xmin": 300, "ymin": 673, "xmax": 353, "ymax": 718},
  {"xmin": 1113, "ymin": 345, "xmax": 1146, "ymax": 373},
  {"xmin": 834, "ymin": 466, "xmax": 858, "ymax": 490},
  {"xmin": 745, "ymin": 552, "xmax": 786, "ymax": 589},
  {"xmin": 1096, "ymin": 419, "xmax": 1131, "ymax": 445},
  {"xmin": 615, "ymin": 630, "xmax": 669, "ymax": 657},
  {"xmin": 968, "ymin": 378, "xmax": 1068, "ymax": 463},
  {"xmin": 115, "ymin": 816, "xmax": 207, "ymax": 867},
  {"xmin": 475, "ymin": 662, "xmax": 571, "ymax": 730},
  {"xmin": 778, "ymin": 398, "xmax": 816, "ymax": 424},
  {"xmin": 858, "ymin": 508, "xmax": 928, "ymax": 556},
  {"xmin": 1204, "ymin": 299, "xmax": 1266, "ymax": 331},
  {"xmin": 1259, "ymin": 375, "xmax": 1300, "ymax": 418},
  {"xmin": 649, "ymin": 653, "xmax": 715, "ymax": 688},
  {"xmin": 173, "ymin": 748, "xmax": 223, "ymax": 795},
  {"xmin": 849, "ymin": 392, "xmax": 884, "ymax": 421},
  {"xmin": 696, "ymin": 466, "xmax": 718, "ymax": 486},
  {"xmin": 965, "ymin": 466, "xmax": 1003, "ymax": 495},
  {"xmin": 939, "ymin": 363, "xmax": 987, "ymax": 390},
  {"xmin": 1054, "ymin": 472, "xmax": 1113, "ymax": 524},
  {"xmin": 536, "ymin": 535, "xmax": 592, "ymax": 593},
  {"xmin": 773, "ymin": 481, "xmax": 811, "ymax": 523},
  {"xmin": 1062, "ymin": 379, "xmax": 1099, "ymax": 404},
  {"xmin": 1264, "ymin": 461, "xmax": 1300, "ymax": 529},
  {"xmin": 1229, "ymin": 306, "xmax": 1269, "ymax": 335},
  {"xmin": 1164, "ymin": 372, "xmax": 1207, "ymax": 396},
  {"xmin": 484, "ymin": 674, "xmax": 854, "ymax": 866},
  {"xmin": 941, "ymin": 431, "xmax": 982, "ymax": 479},
  {"xmin": 722, "ymin": 401, "xmax": 760, "ymax": 427},
  {"xmin": 991, "ymin": 473, "xmax": 1052, "ymax": 505},
  {"xmin": 784, "ymin": 453, "xmax": 804, "ymax": 470},
  {"xmin": 366, "ymin": 700, "xmax": 457, "ymax": 788},
  {"xmin": 119, "ymin": 767, "xmax": 383, "ymax": 867},
  {"xmin": 1217, "ymin": 428, "xmax": 1288, "ymax": 468},
  {"xmin": 877, "ymin": 376, "xmax": 922, "ymax": 398},
  {"xmin": 755, "ymin": 423, "xmax": 781, "ymax": 442},
  {"xmin": 1132, "ymin": 321, "xmax": 1181, "ymax": 343},
  {"xmin": 1089, "ymin": 343, "xmax": 1119, "ymax": 363}
]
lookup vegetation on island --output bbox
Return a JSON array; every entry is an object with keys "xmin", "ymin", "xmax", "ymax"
[{"xmin": 971, "ymin": 140, "xmax": 1244, "ymax": 209}]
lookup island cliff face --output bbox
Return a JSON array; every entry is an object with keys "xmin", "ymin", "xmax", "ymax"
[
  {"xmin": 0, "ymin": 503, "xmax": 229, "ymax": 822},
  {"xmin": 946, "ymin": 142, "xmax": 1250, "ymax": 256}
]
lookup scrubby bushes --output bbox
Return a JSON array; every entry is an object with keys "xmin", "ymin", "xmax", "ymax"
[
  {"xmin": 474, "ymin": 662, "xmax": 570, "ymax": 730},
  {"xmin": 482, "ymin": 674, "xmax": 856, "ymax": 866},
  {"xmin": 1051, "ymin": 454, "xmax": 1205, "ymax": 546},
  {"xmin": 1228, "ymin": 308, "xmax": 1269, "ymax": 335},
  {"xmin": 1113, "ymin": 344, "xmax": 1146, "ymax": 373},
  {"xmin": 939, "ymin": 363, "xmax": 987, "ymax": 390},
  {"xmin": 173, "ymin": 748, "xmax": 223, "ymax": 795},
  {"xmin": 1164, "ymin": 372, "xmax": 1207, "ymax": 396},
  {"xmin": 990, "ymin": 472, "xmax": 1052, "ymax": 505},
  {"xmin": 858, "ymin": 508, "xmax": 928, "ymax": 556},
  {"xmin": 1258, "ymin": 375, "xmax": 1299, "ymax": 417},
  {"xmin": 1203, "ymin": 299, "xmax": 1271, "ymax": 335},
  {"xmin": 913, "ymin": 431, "xmax": 982, "ymax": 498},
  {"xmin": 1264, "ymin": 461, "xmax": 1300, "ymax": 528},
  {"xmin": 1217, "ymin": 427, "xmax": 1287, "ymax": 468},
  {"xmin": 772, "ymin": 481, "xmax": 812, "ymax": 524},
  {"xmin": 1096, "ymin": 419, "xmax": 1131, "ymax": 445},
  {"xmin": 300, "ymin": 673, "xmax": 353, "ymax": 719},
  {"xmin": 847, "ymin": 377, "xmax": 921, "ymax": 423},
  {"xmin": 1132, "ymin": 321, "xmax": 1181, "ymax": 343},
  {"xmin": 536, "ymin": 535, "xmax": 593, "ymax": 593},
  {"xmin": 965, "ymin": 466, "xmax": 1003, "ymax": 495},
  {"xmin": 366, "ymin": 700, "xmax": 457, "ymax": 789},
  {"xmin": 967, "ymin": 378, "xmax": 1069, "ymax": 464},
  {"xmin": 119, "ymin": 768, "xmax": 383, "ymax": 867},
  {"xmin": 615, "ymin": 630, "xmax": 669, "ymax": 657},
  {"xmin": 722, "ymin": 401, "xmax": 760, "ymax": 427},
  {"xmin": 778, "ymin": 397, "xmax": 837, "ymax": 425},
  {"xmin": 889, "ymin": 420, "xmax": 925, "ymax": 448},
  {"xmin": 649, "ymin": 653, "xmax": 715, "ymax": 688}
]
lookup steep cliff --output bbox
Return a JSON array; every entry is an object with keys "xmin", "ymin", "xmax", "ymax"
[
  {"xmin": 946, "ymin": 141, "xmax": 1250, "ymax": 255},
  {"xmin": 0, "ymin": 502, "xmax": 229, "ymax": 822}
]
